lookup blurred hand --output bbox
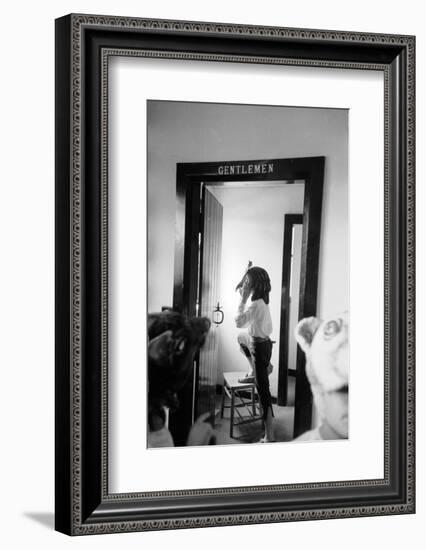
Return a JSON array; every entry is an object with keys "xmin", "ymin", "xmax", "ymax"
[
  {"xmin": 241, "ymin": 277, "xmax": 251, "ymax": 302},
  {"xmin": 235, "ymin": 261, "xmax": 252, "ymax": 293},
  {"xmin": 186, "ymin": 412, "xmax": 215, "ymax": 446}
]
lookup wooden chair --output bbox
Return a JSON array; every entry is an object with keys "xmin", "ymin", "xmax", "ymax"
[{"xmin": 221, "ymin": 372, "xmax": 262, "ymax": 438}]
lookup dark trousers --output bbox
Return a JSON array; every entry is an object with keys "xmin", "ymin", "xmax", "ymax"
[{"xmin": 240, "ymin": 339, "xmax": 273, "ymax": 420}]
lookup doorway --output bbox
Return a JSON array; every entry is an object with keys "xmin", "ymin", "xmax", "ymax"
[
  {"xmin": 171, "ymin": 157, "xmax": 324, "ymax": 444},
  {"xmin": 278, "ymin": 214, "xmax": 304, "ymax": 406}
]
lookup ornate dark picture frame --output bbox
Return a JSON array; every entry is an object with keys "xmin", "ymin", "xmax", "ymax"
[{"xmin": 55, "ymin": 14, "xmax": 415, "ymax": 535}]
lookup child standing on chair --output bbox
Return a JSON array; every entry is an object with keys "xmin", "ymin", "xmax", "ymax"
[{"xmin": 235, "ymin": 266, "xmax": 275, "ymax": 443}]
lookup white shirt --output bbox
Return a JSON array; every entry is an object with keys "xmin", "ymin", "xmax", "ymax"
[{"xmin": 235, "ymin": 298, "xmax": 273, "ymax": 338}]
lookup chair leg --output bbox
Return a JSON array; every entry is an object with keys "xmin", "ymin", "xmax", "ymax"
[
  {"xmin": 230, "ymin": 390, "xmax": 235, "ymax": 438},
  {"xmin": 251, "ymin": 387, "xmax": 256, "ymax": 416},
  {"xmin": 220, "ymin": 384, "xmax": 225, "ymax": 418}
]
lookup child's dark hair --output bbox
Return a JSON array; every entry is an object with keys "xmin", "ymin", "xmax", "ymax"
[{"xmin": 246, "ymin": 266, "xmax": 271, "ymax": 304}]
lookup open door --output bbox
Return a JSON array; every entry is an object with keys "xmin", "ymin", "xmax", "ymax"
[{"xmin": 196, "ymin": 187, "xmax": 223, "ymax": 421}]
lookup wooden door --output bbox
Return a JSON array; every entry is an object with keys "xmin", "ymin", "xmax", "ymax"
[{"xmin": 196, "ymin": 187, "xmax": 223, "ymax": 421}]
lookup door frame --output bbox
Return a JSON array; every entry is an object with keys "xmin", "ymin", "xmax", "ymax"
[
  {"xmin": 277, "ymin": 214, "xmax": 304, "ymax": 406},
  {"xmin": 174, "ymin": 156, "xmax": 325, "ymax": 438}
]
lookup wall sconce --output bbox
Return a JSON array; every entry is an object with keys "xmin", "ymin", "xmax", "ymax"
[{"xmin": 212, "ymin": 302, "xmax": 224, "ymax": 325}]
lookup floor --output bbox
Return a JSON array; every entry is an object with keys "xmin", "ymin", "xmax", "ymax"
[{"xmin": 213, "ymin": 376, "xmax": 296, "ymax": 445}]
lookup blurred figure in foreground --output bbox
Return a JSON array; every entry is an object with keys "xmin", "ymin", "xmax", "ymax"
[
  {"xmin": 294, "ymin": 312, "xmax": 349, "ymax": 441},
  {"xmin": 147, "ymin": 310, "xmax": 214, "ymax": 447}
]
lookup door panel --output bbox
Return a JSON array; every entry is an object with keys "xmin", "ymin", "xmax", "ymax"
[
  {"xmin": 197, "ymin": 188, "xmax": 223, "ymax": 421},
  {"xmin": 278, "ymin": 214, "xmax": 303, "ymax": 406},
  {"xmin": 288, "ymin": 224, "xmax": 303, "ymax": 373}
]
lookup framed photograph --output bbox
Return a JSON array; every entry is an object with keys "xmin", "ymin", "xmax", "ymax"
[{"xmin": 55, "ymin": 14, "xmax": 415, "ymax": 535}]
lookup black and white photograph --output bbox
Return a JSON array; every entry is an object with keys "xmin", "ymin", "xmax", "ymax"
[
  {"xmin": 0, "ymin": 0, "xmax": 421, "ymax": 545},
  {"xmin": 147, "ymin": 100, "xmax": 349, "ymax": 449},
  {"xmin": 50, "ymin": 7, "xmax": 416, "ymax": 538}
]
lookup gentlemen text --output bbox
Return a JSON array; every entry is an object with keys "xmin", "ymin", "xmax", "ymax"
[{"xmin": 217, "ymin": 163, "xmax": 274, "ymax": 176}]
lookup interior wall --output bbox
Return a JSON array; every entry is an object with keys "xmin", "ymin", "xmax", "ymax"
[
  {"xmin": 208, "ymin": 185, "xmax": 304, "ymax": 397},
  {"xmin": 147, "ymin": 101, "xmax": 348, "ymax": 323}
]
